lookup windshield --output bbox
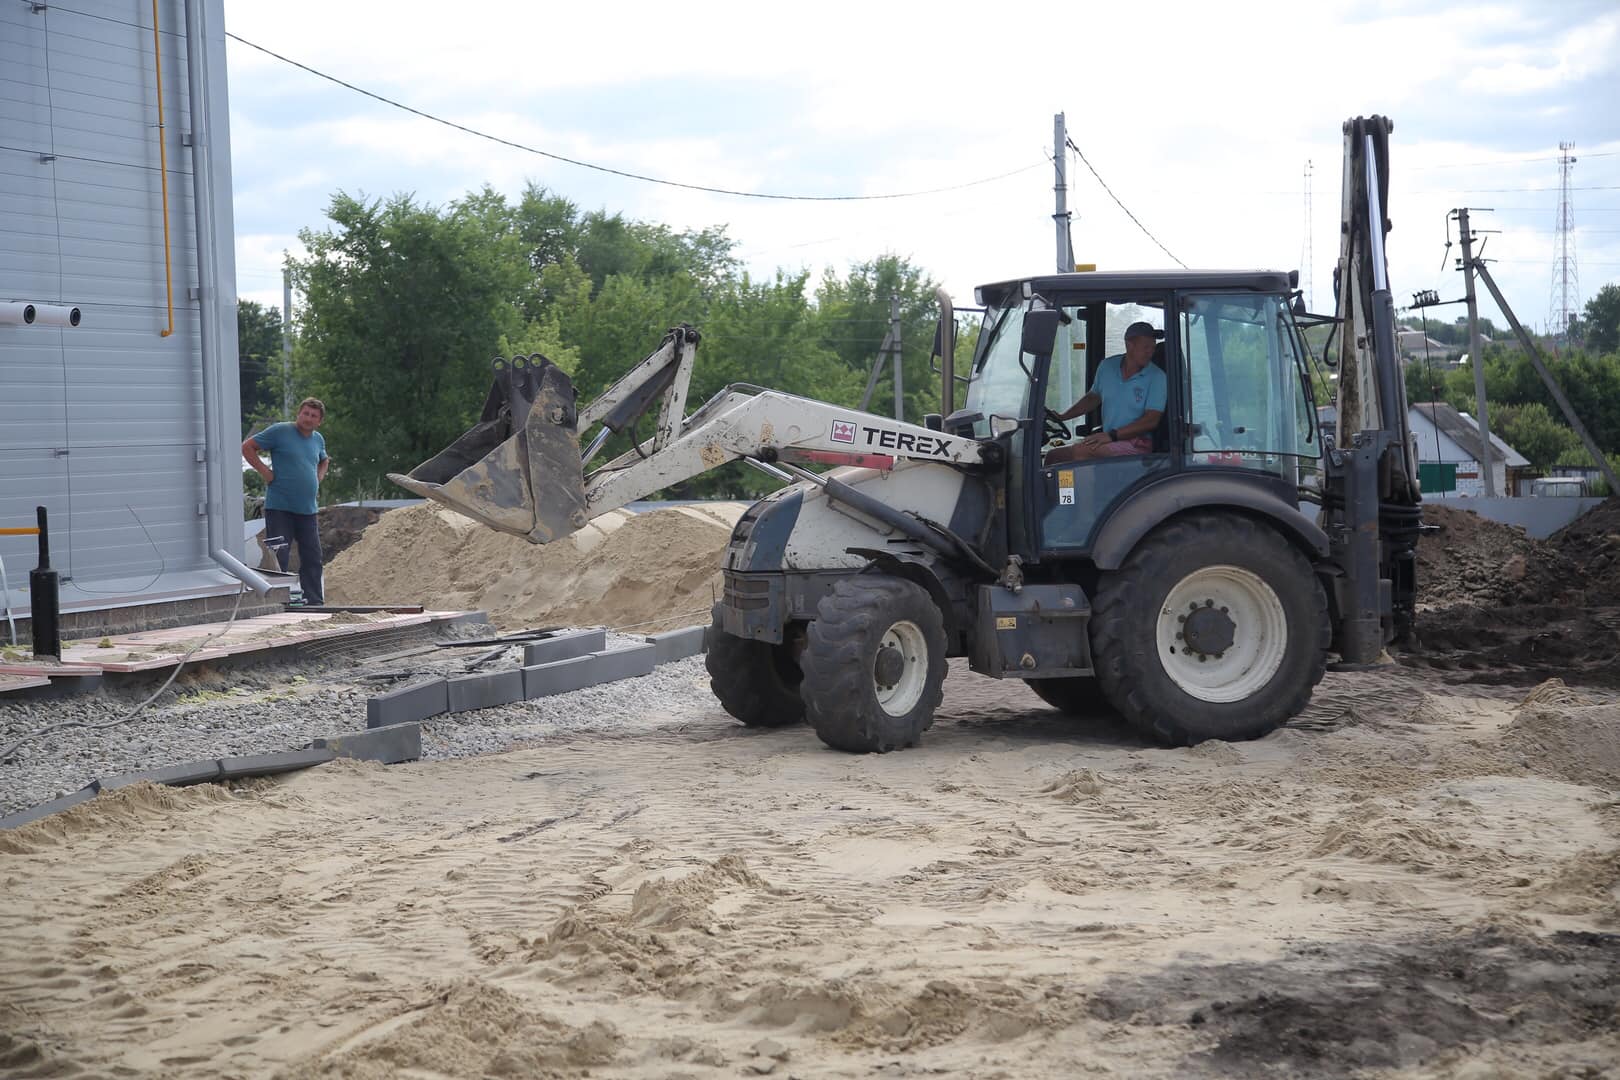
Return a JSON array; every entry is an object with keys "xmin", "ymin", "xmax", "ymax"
[{"xmin": 963, "ymin": 304, "xmax": 1031, "ymax": 439}]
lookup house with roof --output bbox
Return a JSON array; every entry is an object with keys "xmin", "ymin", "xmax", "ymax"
[
  {"xmin": 1408, "ymin": 402, "xmax": 1530, "ymax": 497},
  {"xmin": 1396, "ymin": 329, "xmax": 1461, "ymax": 365}
]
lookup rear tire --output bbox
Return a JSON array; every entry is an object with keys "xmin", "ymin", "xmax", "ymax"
[
  {"xmin": 1027, "ymin": 676, "xmax": 1110, "ymax": 716},
  {"xmin": 801, "ymin": 575, "xmax": 947, "ymax": 753},
  {"xmin": 1090, "ymin": 513, "xmax": 1329, "ymax": 745},
  {"xmin": 705, "ymin": 606, "xmax": 804, "ymax": 728}
]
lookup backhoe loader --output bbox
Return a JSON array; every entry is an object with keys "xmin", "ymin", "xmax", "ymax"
[{"xmin": 392, "ymin": 115, "xmax": 1421, "ymax": 752}]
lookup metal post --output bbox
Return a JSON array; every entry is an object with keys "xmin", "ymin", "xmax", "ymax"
[
  {"xmin": 858, "ymin": 329, "xmax": 892, "ymax": 413},
  {"xmin": 282, "ymin": 263, "xmax": 294, "ymax": 420},
  {"xmin": 1054, "ymin": 113, "xmax": 1071, "ymax": 273},
  {"xmin": 29, "ymin": 506, "xmax": 60, "ymax": 660},
  {"xmin": 1457, "ymin": 209, "xmax": 1497, "ymax": 496},
  {"xmin": 889, "ymin": 294, "xmax": 903, "ymax": 422}
]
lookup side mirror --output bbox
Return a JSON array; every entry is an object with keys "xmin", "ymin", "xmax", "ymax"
[{"xmin": 1021, "ymin": 309, "xmax": 1061, "ymax": 357}]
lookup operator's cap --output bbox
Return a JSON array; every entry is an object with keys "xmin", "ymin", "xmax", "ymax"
[{"xmin": 1124, "ymin": 321, "xmax": 1162, "ymax": 340}]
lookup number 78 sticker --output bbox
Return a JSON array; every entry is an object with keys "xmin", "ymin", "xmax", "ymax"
[{"xmin": 1058, "ymin": 469, "xmax": 1075, "ymax": 506}]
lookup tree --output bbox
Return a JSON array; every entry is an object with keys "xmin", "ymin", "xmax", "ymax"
[
  {"xmin": 1583, "ymin": 283, "xmax": 1620, "ymax": 355},
  {"xmin": 289, "ymin": 188, "xmax": 531, "ymax": 499},
  {"xmin": 237, "ymin": 299, "xmax": 284, "ymax": 436},
  {"xmin": 814, "ymin": 255, "xmax": 943, "ymax": 422},
  {"xmin": 1491, "ymin": 402, "xmax": 1579, "ymax": 468}
]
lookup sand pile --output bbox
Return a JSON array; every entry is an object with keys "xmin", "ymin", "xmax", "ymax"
[{"xmin": 324, "ymin": 502, "xmax": 743, "ymax": 632}]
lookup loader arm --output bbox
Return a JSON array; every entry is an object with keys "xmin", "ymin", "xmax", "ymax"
[{"xmin": 390, "ymin": 326, "xmax": 988, "ymax": 544}]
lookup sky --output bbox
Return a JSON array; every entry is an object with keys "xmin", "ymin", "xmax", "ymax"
[{"xmin": 221, "ymin": 0, "xmax": 1620, "ymax": 341}]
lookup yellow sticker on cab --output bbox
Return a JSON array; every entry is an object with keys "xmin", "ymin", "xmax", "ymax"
[{"xmin": 996, "ymin": 616, "xmax": 1017, "ymax": 630}]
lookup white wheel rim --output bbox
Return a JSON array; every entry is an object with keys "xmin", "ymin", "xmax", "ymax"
[
  {"xmin": 1155, "ymin": 565, "xmax": 1288, "ymax": 704},
  {"xmin": 873, "ymin": 619, "xmax": 929, "ymax": 716}
]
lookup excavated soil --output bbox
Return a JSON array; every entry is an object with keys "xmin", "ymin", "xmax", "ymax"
[
  {"xmin": 323, "ymin": 502, "xmax": 743, "ymax": 633},
  {"xmin": 1404, "ymin": 501, "xmax": 1620, "ymax": 689}
]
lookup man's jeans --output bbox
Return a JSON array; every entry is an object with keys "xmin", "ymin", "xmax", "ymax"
[{"xmin": 263, "ymin": 508, "xmax": 323, "ymax": 605}]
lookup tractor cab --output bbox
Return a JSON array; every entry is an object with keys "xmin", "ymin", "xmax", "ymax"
[{"xmin": 955, "ymin": 270, "xmax": 1321, "ymax": 567}]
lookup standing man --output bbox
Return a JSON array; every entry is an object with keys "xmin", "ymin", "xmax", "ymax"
[
  {"xmin": 243, "ymin": 397, "xmax": 330, "ymax": 605},
  {"xmin": 1046, "ymin": 321, "xmax": 1167, "ymax": 463}
]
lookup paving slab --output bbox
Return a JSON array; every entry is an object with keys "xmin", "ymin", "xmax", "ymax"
[
  {"xmin": 645, "ymin": 625, "xmax": 707, "ymax": 665},
  {"xmin": 310, "ymin": 722, "xmax": 421, "ymax": 764},
  {"xmin": 447, "ymin": 668, "xmax": 524, "ymax": 713},
  {"xmin": 523, "ymin": 628, "xmax": 606, "ymax": 667},
  {"xmin": 368, "ymin": 677, "xmax": 449, "ymax": 728},
  {"xmin": 217, "ymin": 748, "xmax": 337, "ymax": 780}
]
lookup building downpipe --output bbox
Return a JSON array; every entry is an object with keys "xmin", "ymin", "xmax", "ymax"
[{"xmin": 183, "ymin": 0, "xmax": 270, "ymax": 595}]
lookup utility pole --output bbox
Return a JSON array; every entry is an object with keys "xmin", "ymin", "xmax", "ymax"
[
  {"xmin": 889, "ymin": 294, "xmax": 903, "ymax": 422},
  {"xmin": 1456, "ymin": 208, "xmax": 1497, "ymax": 496},
  {"xmin": 1549, "ymin": 141, "xmax": 1579, "ymax": 347},
  {"xmin": 1053, "ymin": 113, "xmax": 1071, "ymax": 273},
  {"xmin": 281, "ymin": 264, "xmax": 294, "ymax": 420}
]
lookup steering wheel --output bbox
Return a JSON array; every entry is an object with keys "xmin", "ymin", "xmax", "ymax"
[{"xmin": 1042, "ymin": 408, "xmax": 1071, "ymax": 445}]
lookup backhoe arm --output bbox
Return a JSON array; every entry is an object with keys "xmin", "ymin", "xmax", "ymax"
[{"xmin": 390, "ymin": 327, "xmax": 987, "ymax": 544}]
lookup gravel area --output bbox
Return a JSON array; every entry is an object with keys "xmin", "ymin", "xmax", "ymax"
[{"xmin": 0, "ymin": 630, "xmax": 713, "ymax": 819}]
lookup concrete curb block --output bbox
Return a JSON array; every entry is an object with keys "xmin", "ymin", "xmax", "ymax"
[
  {"xmin": 645, "ymin": 625, "xmax": 707, "ymax": 665},
  {"xmin": 367, "ymin": 678, "xmax": 448, "ymax": 728},
  {"xmin": 0, "ymin": 787, "xmax": 98, "ymax": 830},
  {"xmin": 523, "ymin": 628, "xmax": 606, "ymax": 667},
  {"xmin": 218, "ymin": 748, "xmax": 337, "ymax": 780},
  {"xmin": 447, "ymin": 669, "xmax": 524, "ymax": 713},
  {"xmin": 310, "ymin": 722, "xmax": 422, "ymax": 764},
  {"xmin": 523, "ymin": 642, "xmax": 658, "ymax": 699},
  {"xmin": 95, "ymin": 759, "xmax": 224, "ymax": 793}
]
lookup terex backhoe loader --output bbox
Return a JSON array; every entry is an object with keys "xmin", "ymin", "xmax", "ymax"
[{"xmin": 392, "ymin": 115, "xmax": 1421, "ymax": 752}]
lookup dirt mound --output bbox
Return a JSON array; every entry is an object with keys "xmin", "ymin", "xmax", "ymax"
[
  {"xmin": 1535, "ymin": 496, "xmax": 1620, "ymax": 606},
  {"xmin": 324, "ymin": 502, "xmax": 740, "ymax": 632},
  {"xmin": 1415, "ymin": 504, "xmax": 1549, "ymax": 606},
  {"xmin": 318, "ymin": 504, "xmax": 388, "ymax": 564}
]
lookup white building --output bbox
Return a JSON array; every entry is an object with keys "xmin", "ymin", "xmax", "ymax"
[{"xmin": 1408, "ymin": 402, "xmax": 1529, "ymax": 497}]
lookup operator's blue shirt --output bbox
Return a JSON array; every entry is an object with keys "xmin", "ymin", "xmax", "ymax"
[
  {"xmin": 252, "ymin": 422, "xmax": 327, "ymax": 515},
  {"xmin": 1089, "ymin": 353, "xmax": 1167, "ymax": 435}
]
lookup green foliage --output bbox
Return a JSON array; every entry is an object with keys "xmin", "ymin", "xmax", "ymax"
[
  {"xmin": 289, "ymin": 188, "xmax": 531, "ymax": 499},
  {"xmin": 237, "ymin": 299, "xmax": 285, "ymax": 436},
  {"xmin": 1582, "ymin": 283, "xmax": 1620, "ymax": 355},
  {"xmin": 290, "ymin": 177, "xmax": 960, "ymax": 503},
  {"xmin": 1491, "ymin": 402, "xmax": 1579, "ymax": 468}
]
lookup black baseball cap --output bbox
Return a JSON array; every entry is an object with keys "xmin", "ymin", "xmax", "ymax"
[{"xmin": 1124, "ymin": 321, "xmax": 1162, "ymax": 340}]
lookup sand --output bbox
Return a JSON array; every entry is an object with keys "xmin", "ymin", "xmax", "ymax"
[
  {"xmin": 2, "ymin": 665, "xmax": 1616, "ymax": 1077},
  {"xmin": 324, "ymin": 502, "xmax": 746, "ymax": 634}
]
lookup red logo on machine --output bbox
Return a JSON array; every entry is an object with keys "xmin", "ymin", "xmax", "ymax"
[{"xmin": 830, "ymin": 419, "xmax": 857, "ymax": 443}]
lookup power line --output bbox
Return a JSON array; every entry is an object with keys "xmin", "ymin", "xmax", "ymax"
[
  {"xmin": 1064, "ymin": 137, "xmax": 1187, "ymax": 268},
  {"xmin": 223, "ymin": 32, "xmax": 1042, "ymax": 203}
]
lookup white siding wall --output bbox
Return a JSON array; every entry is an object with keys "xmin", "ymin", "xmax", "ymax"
[{"xmin": 0, "ymin": 0, "xmax": 240, "ymax": 601}]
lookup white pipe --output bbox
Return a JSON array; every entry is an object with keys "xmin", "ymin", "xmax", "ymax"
[
  {"xmin": 0, "ymin": 302, "xmax": 37, "ymax": 325},
  {"xmin": 31, "ymin": 304, "xmax": 81, "ymax": 327},
  {"xmin": 184, "ymin": 0, "xmax": 270, "ymax": 597}
]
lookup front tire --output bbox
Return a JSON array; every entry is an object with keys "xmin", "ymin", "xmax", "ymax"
[
  {"xmin": 705, "ymin": 606, "xmax": 805, "ymax": 728},
  {"xmin": 1090, "ymin": 514, "xmax": 1329, "ymax": 745},
  {"xmin": 801, "ymin": 576, "xmax": 947, "ymax": 753}
]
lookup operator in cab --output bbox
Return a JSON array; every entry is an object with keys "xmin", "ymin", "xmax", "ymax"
[{"xmin": 1046, "ymin": 321, "xmax": 1166, "ymax": 463}]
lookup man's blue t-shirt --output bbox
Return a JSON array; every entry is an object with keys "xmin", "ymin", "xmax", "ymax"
[
  {"xmin": 253, "ymin": 422, "xmax": 327, "ymax": 515},
  {"xmin": 1089, "ymin": 353, "xmax": 1168, "ymax": 435}
]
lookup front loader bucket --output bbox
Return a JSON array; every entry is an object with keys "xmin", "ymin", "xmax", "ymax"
[{"xmin": 388, "ymin": 355, "xmax": 589, "ymax": 544}]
